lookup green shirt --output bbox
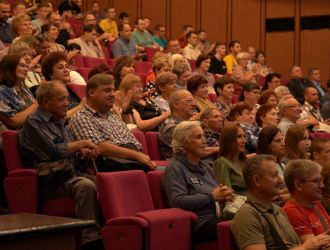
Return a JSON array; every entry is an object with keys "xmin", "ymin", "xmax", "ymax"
[{"xmin": 213, "ymin": 156, "xmax": 247, "ymax": 195}]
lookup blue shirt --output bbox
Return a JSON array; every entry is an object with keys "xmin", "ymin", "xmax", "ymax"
[{"xmin": 112, "ymin": 37, "xmax": 136, "ymax": 58}]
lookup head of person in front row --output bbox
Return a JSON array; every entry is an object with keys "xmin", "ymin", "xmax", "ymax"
[
  {"xmin": 284, "ymin": 125, "xmax": 310, "ymax": 161},
  {"xmin": 283, "ymin": 160, "xmax": 329, "ymax": 243},
  {"xmin": 163, "ymin": 121, "xmax": 233, "ymax": 244},
  {"xmin": 310, "ymin": 138, "xmax": 330, "ymax": 167},
  {"xmin": 213, "ymin": 122, "xmax": 247, "ymax": 194}
]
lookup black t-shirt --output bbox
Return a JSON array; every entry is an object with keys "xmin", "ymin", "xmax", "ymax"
[
  {"xmin": 58, "ymin": 0, "xmax": 81, "ymax": 15},
  {"xmin": 208, "ymin": 55, "xmax": 227, "ymax": 75}
]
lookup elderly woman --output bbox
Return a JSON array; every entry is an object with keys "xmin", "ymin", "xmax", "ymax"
[
  {"xmin": 283, "ymin": 160, "xmax": 330, "ymax": 243},
  {"xmin": 113, "ymin": 55, "xmax": 135, "ymax": 89},
  {"xmin": 0, "ymin": 54, "xmax": 38, "ymax": 129},
  {"xmin": 41, "ymin": 23, "xmax": 66, "ymax": 52},
  {"xmin": 200, "ymin": 108, "xmax": 223, "ymax": 147},
  {"xmin": 284, "ymin": 125, "xmax": 310, "ymax": 161},
  {"xmin": 12, "ymin": 14, "xmax": 34, "ymax": 42},
  {"xmin": 213, "ymin": 122, "xmax": 247, "ymax": 195},
  {"xmin": 232, "ymin": 51, "xmax": 257, "ymax": 86},
  {"xmin": 187, "ymin": 74, "xmax": 216, "ymax": 112},
  {"xmin": 213, "ymin": 77, "xmax": 235, "ymax": 117},
  {"xmin": 163, "ymin": 121, "xmax": 233, "ymax": 243},
  {"xmin": 172, "ymin": 62, "xmax": 191, "ymax": 89},
  {"xmin": 258, "ymin": 90, "xmax": 278, "ymax": 106},
  {"xmin": 119, "ymin": 74, "xmax": 170, "ymax": 132},
  {"xmin": 153, "ymin": 72, "xmax": 178, "ymax": 112},
  {"xmin": 42, "ymin": 51, "xmax": 85, "ymax": 117},
  {"xmin": 255, "ymin": 104, "xmax": 278, "ymax": 128},
  {"xmin": 194, "ymin": 54, "xmax": 215, "ymax": 94}
]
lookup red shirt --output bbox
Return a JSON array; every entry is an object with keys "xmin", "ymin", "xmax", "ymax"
[{"xmin": 283, "ymin": 199, "xmax": 330, "ymax": 237}]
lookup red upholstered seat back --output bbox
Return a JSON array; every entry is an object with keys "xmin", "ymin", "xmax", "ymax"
[
  {"xmin": 147, "ymin": 171, "xmax": 166, "ymax": 209},
  {"xmin": 2, "ymin": 130, "xmax": 23, "ymax": 172},
  {"xmin": 145, "ymin": 131, "xmax": 163, "ymax": 160},
  {"xmin": 97, "ymin": 170, "xmax": 155, "ymax": 221}
]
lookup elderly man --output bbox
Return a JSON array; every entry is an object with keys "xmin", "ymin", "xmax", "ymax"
[
  {"xmin": 231, "ymin": 155, "xmax": 330, "ymax": 250},
  {"xmin": 284, "ymin": 160, "xmax": 330, "ymax": 243},
  {"xmin": 287, "ymin": 65, "xmax": 313, "ymax": 104},
  {"xmin": 19, "ymin": 81, "xmax": 102, "ymax": 249},
  {"xmin": 158, "ymin": 89, "xmax": 196, "ymax": 159},
  {"xmin": 278, "ymin": 96, "xmax": 302, "ymax": 135},
  {"xmin": 69, "ymin": 73, "xmax": 155, "ymax": 172}
]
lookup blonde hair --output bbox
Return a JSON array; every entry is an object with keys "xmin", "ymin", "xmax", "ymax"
[
  {"xmin": 172, "ymin": 121, "xmax": 201, "ymax": 154},
  {"xmin": 12, "ymin": 14, "xmax": 30, "ymax": 34},
  {"xmin": 119, "ymin": 73, "xmax": 141, "ymax": 92}
]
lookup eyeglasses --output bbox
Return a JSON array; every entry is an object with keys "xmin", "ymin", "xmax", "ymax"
[
  {"xmin": 299, "ymin": 178, "xmax": 323, "ymax": 185},
  {"xmin": 175, "ymin": 98, "xmax": 195, "ymax": 104},
  {"xmin": 284, "ymin": 105, "xmax": 301, "ymax": 109}
]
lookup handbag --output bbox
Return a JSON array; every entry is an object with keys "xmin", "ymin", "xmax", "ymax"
[{"xmin": 222, "ymin": 195, "xmax": 247, "ymax": 217}]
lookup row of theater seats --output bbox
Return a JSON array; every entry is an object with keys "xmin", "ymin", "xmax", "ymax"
[{"xmin": 1, "ymin": 130, "xmax": 235, "ymax": 250}]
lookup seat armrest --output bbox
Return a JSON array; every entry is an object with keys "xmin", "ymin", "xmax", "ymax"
[
  {"xmin": 7, "ymin": 169, "xmax": 37, "ymax": 177},
  {"xmin": 106, "ymin": 216, "xmax": 148, "ymax": 228}
]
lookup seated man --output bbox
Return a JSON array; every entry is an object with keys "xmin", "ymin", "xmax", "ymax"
[
  {"xmin": 69, "ymin": 25, "xmax": 104, "ymax": 58},
  {"xmin": 19, "ymin": 81, "xmax": 102, "ymax": 249},
  {"xmin": 283, "ymin": 159, "xmax": 330, "ymax": 243},
  {"xmin": 69, "ymin": 73, "xmax": 155, "ymax": 172},
  {"xmin": 231, "ymin": 154, "xmax": 330, "ymax": 250},
  {"xmin": 182, "ymin": 31, "xmax": 201, "ymax": 61},
  {"xmin": 130, "ymin": 18, "xmax": 158, "ymax": 52},
  {"xmin": 158, "ymin": 89, "xmax": 196, "ymax": 159}
]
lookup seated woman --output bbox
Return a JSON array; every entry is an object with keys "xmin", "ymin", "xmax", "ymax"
[
  {"xmin": 12, "ymin": 14, "xmax": 34, "ymax": 42},
  {"xmin": 69, "ymin": 25, "xmax": 104, "ymax": 58},
  {"xmin": 229, "ymin": 102, "xmax": 260, "ymax": 153},
  {"xmin": 284, "ymin": 125, "xmax": 310, "ymax": 161},
  {"xmin": 253, "ymin": 50, "xmax": 272, "ymax": 77},
  {"xmin": 200, "ymin": 108, "xmax": 223, "ymax": 147},
  {"xmin": 0, "ymin": 54, "xmax": 38, "ymax": 130},
  {"xmin": 213, "ymin": 77, "xmax": 235, "ymax": 118},
  {"xmin": 213, "ymin": 122, "xmax": 247, "ymax": 195},
  {"xmin": 41, "ymin": 23, "xmax": 66, "ymax": 52},
  {"xmin": 257, "ymin": 125, "xmax": 286, "ymax": 180},
  {"xmin": 258, "ymin": 90, "xmax": 278, "ymax": 106},
  {"xmin": 232, "ymin": 52, "xmax": 257, "ymax": 86},
  {"xmin": 187, "ymin": 74, "xmax": 216, "ymax": 112},
  {"xmin": 42, "ymin": 51, "xmax": 85, "ymax": 118},
  {"xmin": 239, "ymin": 82, "xmax": 260, "ymax": 115},
  {"xmin": 208, "ymin": 41, "xmax": 227, "ymax": 78},
  {"xmin": 113, "ymin": 55, "xmax": 135, "ymax": 89},
  {"xmin": 172, "ymin": 62, "xmax": 191, "ymax": 89},
  {"xmin": 193, "ymin": 54, "xmax": 215, "ymax": 94},
  {"xmin": 145, "ymin": 55, "xmax": 170, "ymax": 98},
  {"xmin": 163, "ymin": 121, "xmax": 233, "ymax": 243},
  {"xmin": 119, "ymin": 74, "xmax": 170, "ymax": 132},
  {"xmin": 262, "ymin": 72, "xmax": 282, "ymax": 91},
  {"xmin": 255, "ymin": 103, "xmax": 279, "ymax": 128},
  {"xmin": 153, "ymin": 72, "xmax": 178, "ymax": 112}
]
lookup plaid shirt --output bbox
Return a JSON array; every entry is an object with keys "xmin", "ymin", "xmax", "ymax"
[{"xmin": 69, "ymin": 104, "xmax": 142, "ymax": 151}]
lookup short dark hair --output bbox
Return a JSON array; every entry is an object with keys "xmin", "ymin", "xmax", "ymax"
[
  {"xmin": 83, "ymin": 24, "xmax": 97, "ymax": 33},
  {"xmin": 258, "ymin": 90, "xmax": 276, "ymax": 105},
  {"xmin": 154, "ymin": 24, "xmax": 164, "ymax": 32},
  {"xmin": 243, "ymin": 154, "xmax": 276, "ymax": 188},
  {"xmin": 310, "ymin": 138, "xmax": 330, "ymax": 160},
  {"xmin": 228, "ymin": 102, "xmax": 252, "ymax": 121},
  {"xmin": 187, "ymin": 74, "xmax": 208, "ymax": 95},
  {"xmin": 213, "ymin": 77, "xmax": 234, "ymax": 96},
  {"xmin": 41, "ymin": 51, "xmax": 67, "ymax": 81},
  {"xmin": 263, "ymin": 72, "xmax": 281, "ymax": 91},
  {"xmin": 228, "ymin": 40, "xmax": 240, "ymax": 49},
  {"xmin": 135, "ymin": 17, "xmax": 144, "ymax": 25},
  {"xmin": 183, "ymin": 24, "xmax": 193, "ymax": 31},
  {"xmin": 308, "ymin": 67, "xmax": 319, "ymax": 76},
  {"xmin": 0, "ymin": 54, "xmax": 21, "ymax": 88},
  {"xmin": 119, "ymin": 12, "xmax": 129, "ymax": 20},
  {"xmin": 186, "ymin": 31, "xmax": 196, "ymax": 40},
  {"xmin": 195, "ymin": 54, "xmax": 211, "ymax": 68},
  {"xmin": 88, "ymin": 63, "xmax": 113, "ymax": 79},
  {"xmin": 86, "ymin": 73, "xmax": 114, "ymax": 95}
]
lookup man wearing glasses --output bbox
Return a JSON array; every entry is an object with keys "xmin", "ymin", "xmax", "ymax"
[{"xmin": 283, "ymin": 160, "xmax": 330, "ymax": 244}]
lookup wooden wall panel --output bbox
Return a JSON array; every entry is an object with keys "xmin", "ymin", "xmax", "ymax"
[
  {"xmin": 265, "ymin": 32, "xmax": 295, "ymax": 79},
  {"xmin": 141, "ymin": 0, "xmax": 167, "ymax": 33},
  {"xmin": 301, "ymin": 0, "xmax": 330, "ymax": 16},
  {"xmin": 266, "ymin": 0, "xmax": 295, "ymax": 18},
  {"xmin": 300, "ymin": 29, "xmax": 330, "ymax": 85},
  {"xmin": 231, "ymin": 0, "xmax": 261, "ymax": 50},
  {"xmin": 170, "ymin": 0, "xmax": 197, "ymax": 39},
  {"xmin": 200, "ymin": 0, "xmax": 227, "ymax": 43}
]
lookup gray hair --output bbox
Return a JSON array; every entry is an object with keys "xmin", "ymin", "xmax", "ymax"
[
  {"xmin": 172, "ymin": 121, "xmax": 201, "ymax": 154},
  {"xmin": 172, "ymin": 62, "xmax": 190, "ymax": 77},
  {"xmin": 278, "ymin": 95, "xmax": 294, "ymax": 115},
  {"xmin": 284, "ymin": 159, "xmax": 322, "ymax": 193},
  {"xmin": 274, "ymin": 85, "xmax": 290, "ymax": 100},
  {"xmin": 236, "ymin": 52, "xmax": 249, "ymax": 63},
  {"xmin": 36, "ymin": 80, "xmax": 65, "ymax": 104},
  {"xmin": 243, "ymin": 154, "xmax": 276, "ymax": 188},
  {"xmin": 168, "ymin": 89, "xmax": 190, "ymax": 112}
]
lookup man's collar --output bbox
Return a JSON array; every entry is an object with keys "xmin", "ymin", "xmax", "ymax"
[
  {"xmin": 84, "ymin": 104, "xmax": 111, "ymax": 117},
  {"xmin": 36, "ymin": 107, "xmax": 66, "ymax": 124},
  {"xmin": 247, "ymin": 193, "xmax": 276, "ymax": 213}
]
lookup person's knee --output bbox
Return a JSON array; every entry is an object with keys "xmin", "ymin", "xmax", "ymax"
[{"xmin": 76, "ymin": 177, "xmax": 97, "ymax": 195}]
